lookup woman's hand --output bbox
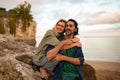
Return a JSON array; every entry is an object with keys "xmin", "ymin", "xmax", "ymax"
[
  {"xmin": 61, "ymin": 42, "xmax": 82, "ymax": 50},
  {"xmin": 52, "ymin": 54, "xmax": 63, "ymax": 62}
]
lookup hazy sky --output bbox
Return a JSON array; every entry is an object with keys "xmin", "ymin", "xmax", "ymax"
[{"xmin": 0, "ymin": 0, "xmax": 120, "ymax": 37}]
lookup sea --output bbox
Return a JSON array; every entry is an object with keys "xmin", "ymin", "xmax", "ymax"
[{"xmin": 36, "ymin": 36, "xmax": 120, "ymax": 63}]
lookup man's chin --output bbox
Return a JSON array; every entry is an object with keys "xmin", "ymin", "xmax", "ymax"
[
  {"xmin": 65, "ymin": 32, "xmax": 71, "ymax": 36},
  {"xmin": 66, "ymin": 31, "xmax": 71, "ymax": 34}
]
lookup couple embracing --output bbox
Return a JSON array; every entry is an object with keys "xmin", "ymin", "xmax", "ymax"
[{"xmin": 33, "ymin": 19, "xmax": 85, "ymax": 80}]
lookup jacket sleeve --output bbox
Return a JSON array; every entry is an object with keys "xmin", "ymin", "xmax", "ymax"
[{"xmin": 74, "ymin": 47, "xmax": 85, "ymax": 65}]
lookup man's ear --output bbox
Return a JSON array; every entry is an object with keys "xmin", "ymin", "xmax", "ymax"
[{"xmin": 75, "ymin": 28, "xmax": 77, "ymax": 32}]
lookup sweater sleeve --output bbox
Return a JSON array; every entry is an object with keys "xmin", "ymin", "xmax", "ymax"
[{"xmin": 36, "ymin": 29, "xmax": 59, "ymax": 54}]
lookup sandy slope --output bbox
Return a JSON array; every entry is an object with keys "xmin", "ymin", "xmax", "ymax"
[{"xmin": 86, "ymin": 60, "xmax": 120, "ymax": 80}]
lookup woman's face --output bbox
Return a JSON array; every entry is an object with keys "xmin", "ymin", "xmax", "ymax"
[{"xmin": 56, "ymin": 21, "xmax": 66, "ymax": 34}]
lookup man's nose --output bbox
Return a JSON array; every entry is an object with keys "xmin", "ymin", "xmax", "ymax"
[{"xmin": 66, "ymin": 26, "xmax": 70, "ymax": 29}]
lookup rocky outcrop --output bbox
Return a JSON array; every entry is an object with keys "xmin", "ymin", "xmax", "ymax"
[
  {"xmin": 0, "ymin": 34, "xmax": 96, "ymax": 80},
  {"xmin": 0, "ymin": 34, "xmax": 41, "ymax": 80}
]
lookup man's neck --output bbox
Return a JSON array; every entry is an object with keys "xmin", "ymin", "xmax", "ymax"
[{"xmin": 65, "ymin": 35, "xmax": 74, "ymax": 39}]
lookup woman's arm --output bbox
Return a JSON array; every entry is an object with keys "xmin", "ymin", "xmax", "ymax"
[
  {"xmin": 52, "ymin": 54, "xmax": 80, "ymax": 65},
  {"xmin": 46, "ymin": 38, "xmax": 81, "ymax": 61},
  {"xmin": 61, "ymin": 42, "xmax": 82, "ymax": 50},
  {"xmin": 52, "ymin": 47, "xmax": 84, "ymax": 66},
  {"xmin": 46, "ymin": 39, "xmax": 73, "ymax": 60}
]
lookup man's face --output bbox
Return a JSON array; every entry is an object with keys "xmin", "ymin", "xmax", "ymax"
[
  {"xmin": 65, "ymin": 21, "xmax": 76, "ymax": 36},
  {"xmin": 56, "ymin": 21, "xmax": 66, "ymax": 34}
]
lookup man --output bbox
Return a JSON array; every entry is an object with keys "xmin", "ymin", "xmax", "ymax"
[{"xmin": 48, "ymin": 19, "xmax": 85, "ymax": 80}]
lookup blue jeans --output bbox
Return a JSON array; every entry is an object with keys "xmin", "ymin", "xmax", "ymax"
[
  {"xmin": 33, "ymin": 55, "xmax": 58, "ymax": 71},
  {"xmin": 62, "ymin": 77, "xmax": 79, "ymax": 80}
]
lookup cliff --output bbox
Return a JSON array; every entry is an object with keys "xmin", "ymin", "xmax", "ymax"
[
  {"xmin": 15, "ymin": 21, "xmax": 36, "ymax": 45},
  {"xmin": 0, "ymin": 17, "xmax": 36, "ymax": 45},
  {"xmin": 0, "ymin": 7, "xmax": 36, "ymax": 45}
]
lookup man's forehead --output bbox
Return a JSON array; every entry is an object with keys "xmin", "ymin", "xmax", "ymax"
[
  {"xmin": 67, "ymin": 21, "xmax": 74, "ymax": 26},
  {"xmin": 67, "ymin": 21, "xmax": 74, "ymax": 24}
]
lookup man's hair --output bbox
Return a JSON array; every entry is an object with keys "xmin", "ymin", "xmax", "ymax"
[{"xmin": 68, "ymin": 19, "xmax": 79, "ymax": 35}]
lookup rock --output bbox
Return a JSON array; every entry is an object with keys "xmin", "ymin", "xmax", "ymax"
[
  {"xmin": 0, "ymin": 34, "xmax": 7, "ymax": 42},
  {"xmin": 0, "ymin": 51, "xmax": 6, "ymax": 57},
  {"xmin": 3, "ymin": 49, "xmax": 9, "ymax": 52},
  {"xmin": 80, "ymin": 63, "xmax": 96, "ymax": 80},
  {"xmin": 0, "ymin": 34, "xmax": 15, "ymax": 43},
  {"xmin": 0, "ymin": 59, "xmax": 23, "ymax": 80},
  {"xmin": 15, "ymin": 54, "xmax": 33, "ymax": 65},
  {"xmin": 3, "ymin": 41, "xmax": 18, "ymax": 50},
  {"xmin": 23, "ymin": 39, "xmax": 36, "ymax": 46},
  {"xmin": 33, "ymin": 71, "xmax": 42, "ymax": 80},
  {"xmin": 0, "ymin": 34, "xmax": 39, "ymax": 80}
]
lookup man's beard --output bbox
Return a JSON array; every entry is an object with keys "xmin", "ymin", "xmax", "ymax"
[{"xmin": 65, "ymin": 30, "xmax": 74, "ymax": 36}]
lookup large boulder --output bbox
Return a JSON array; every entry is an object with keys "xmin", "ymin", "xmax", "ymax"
[{"xmin": 80, "ymin": 63, "xmax": 96, "ymax": 80}]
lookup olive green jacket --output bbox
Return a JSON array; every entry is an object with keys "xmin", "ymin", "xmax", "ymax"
[{"xmin": 33, "ymin": 28, "xmax": 60, "ymax": 62}]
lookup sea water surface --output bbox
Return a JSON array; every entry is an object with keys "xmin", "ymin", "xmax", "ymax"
[
  {"xmin": 80, "ymin": 36, "xmax": 120, "ymax": 62},
  {"xmin": 36, "ymin": 36, "xmax": 120, "ymax": 63}
]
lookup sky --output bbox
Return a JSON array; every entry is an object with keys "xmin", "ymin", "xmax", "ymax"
[{"xmin": 0, "ymin": 0, "xmax": 120, "ymax": 37}]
